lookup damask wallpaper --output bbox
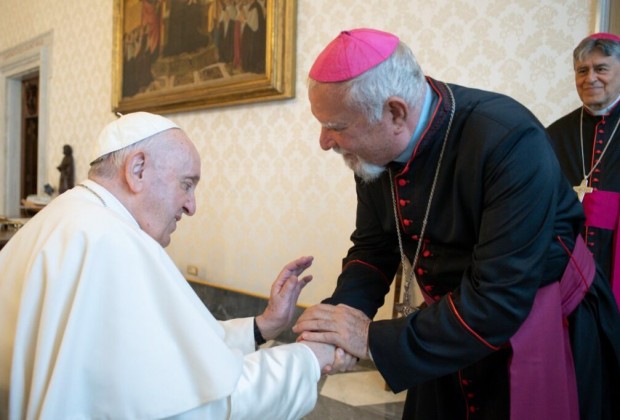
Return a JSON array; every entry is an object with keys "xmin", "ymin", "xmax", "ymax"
[{"xmin": 0, "ymin": 0, "xmax": 594, "ymax": 312}]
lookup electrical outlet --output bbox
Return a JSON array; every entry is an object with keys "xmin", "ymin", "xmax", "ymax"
[{"xmin": 187, "ymin": 265, "xmax": 198, "ymax": 276}]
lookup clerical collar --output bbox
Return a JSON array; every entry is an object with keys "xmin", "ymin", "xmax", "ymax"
[
  {"xmin": 394, "ymin": 81, "xmax": 438, "ymax": 163},
  {"xmin": 584, "ymin": 93, "xmax": 620, "ymax": 116}
]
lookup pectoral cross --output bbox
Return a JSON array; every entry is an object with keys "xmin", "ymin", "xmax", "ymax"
[
  {"xmin": 573, "ymin": 179, "xmax": 593, "ymax": 202},
  {"xmin": 394, "ymin": 302, "xmax": 416, "ymax": 317}
]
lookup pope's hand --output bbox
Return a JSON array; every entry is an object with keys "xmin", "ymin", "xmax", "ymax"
[
  {"xmin": 300, "ymin": 341, "xmax": 358, "ymax": 374},
  {"xmin": 255, "ymin": 256, "xmax": 313, "ymax": 341}
]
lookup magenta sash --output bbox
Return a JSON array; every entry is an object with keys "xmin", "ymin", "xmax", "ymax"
[
  {"xmin": 583, "ymin": 190, "xmax": 620, "ymax": 305},
  {"xmin": 508, "ymin": 236, "xmax": 593, "ymax": 420},
  {"xmin": 418, "ymin": 237, "xmax": 593, "ymax": 419}
]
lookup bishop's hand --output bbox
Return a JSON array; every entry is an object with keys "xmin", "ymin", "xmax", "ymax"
[{"xmin": 293, "ymin": 303, "xmax": 372, "ymax": 360}]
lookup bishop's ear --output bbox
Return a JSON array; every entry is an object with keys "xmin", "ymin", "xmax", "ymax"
[
  {"xmin": 386, "ymin": 97, "xmax": 408, "ymax": 128},
  {"xmin": 125, "ymin": 151, "xmax": 147, "ymax": 192}
]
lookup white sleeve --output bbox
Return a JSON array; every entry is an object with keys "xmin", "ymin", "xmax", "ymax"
[
  {"xmin": 219, "ymin": 317, "xmax": 255, "ymax": 355},
  {"xmin": 169, "ymin": 343, "xmax": 321, "ymax": 420}
]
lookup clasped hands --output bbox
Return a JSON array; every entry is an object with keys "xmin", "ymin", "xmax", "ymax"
[
  {"xmin": 257, "ymin": 256, "xmax": 371, "ymax": 374},
  {"xmin": 294, "ymin": 303, "xmax": 371, "ymax": 374}
]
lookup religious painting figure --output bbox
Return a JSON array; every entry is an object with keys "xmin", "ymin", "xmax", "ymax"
[
  {"xmin": 122, "ymin": 0, "xmax": 163, "ymax": 97},
  {"xmin": 163, "ymin": 0, "xmax": 210, "ymax": 57},
  {"xmin": 240, "ymin": 0, "xmax": 266, "ymax": 74},
  {"xmin": 216, "ymin": 0, "xmax": 237, "ymax": 68}
]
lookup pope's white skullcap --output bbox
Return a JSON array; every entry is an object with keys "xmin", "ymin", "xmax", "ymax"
[{"xmin": 90, "ymin": 112, "xmax": 179, "ymax": 163}]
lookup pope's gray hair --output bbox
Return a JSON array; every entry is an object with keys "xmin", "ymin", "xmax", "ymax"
[{"xmin": 88, "ymin": 134, "xmax": 160, "ymax": 179}]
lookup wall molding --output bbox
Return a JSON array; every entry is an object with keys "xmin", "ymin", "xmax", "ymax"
[{"xmin": 0, "ymin": 31, "xmax": 53, "ymax": 216}]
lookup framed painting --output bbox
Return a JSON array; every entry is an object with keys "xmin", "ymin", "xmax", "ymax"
[{"xmin": 112, "ymin": 0, "xmax": 296, "ymax": 114}]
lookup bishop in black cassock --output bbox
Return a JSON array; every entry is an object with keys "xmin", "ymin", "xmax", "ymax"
[{"xmin": 548, "ymin": 32, "xmax": 620, "ymax": 307}]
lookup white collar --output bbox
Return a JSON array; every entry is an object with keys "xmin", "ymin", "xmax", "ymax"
[{"xmin": 584, "ymin": 93, "xmax": 620, "ymax": 116}]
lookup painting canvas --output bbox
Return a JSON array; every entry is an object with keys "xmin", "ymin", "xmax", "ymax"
[{"xmin": 112, "ymin": 0, "xmax": 296, "ymax": 114}]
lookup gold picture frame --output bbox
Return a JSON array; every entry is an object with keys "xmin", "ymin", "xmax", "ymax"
[{"xmin": 112, "ymin": 0, "xmax": 296, "ymax": 114}]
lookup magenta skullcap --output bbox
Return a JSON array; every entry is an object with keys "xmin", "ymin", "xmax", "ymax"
[
  {"xmin": 587, "ymin": 32, "xmax": 620, "ymax": 43},
  {"xmin": 90, "ymin": 112, "xmax": 179, "ymax": 163},
  {"xmin": 309, "ymin": 28, "xmax": 400, "ymax": 83}
]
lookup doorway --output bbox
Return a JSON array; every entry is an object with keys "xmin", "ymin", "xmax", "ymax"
[
  {"xmin": 0, "ymin": 32, "xmax": 51, "ymax": 217},
  {"xmin": 21, "ymin": 74, "xmax": 39, "ymax": 203}
]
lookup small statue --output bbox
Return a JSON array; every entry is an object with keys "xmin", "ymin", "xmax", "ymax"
[{"xmin": 57, "ymin": 145, "xmax": 75, "ymax": 194}]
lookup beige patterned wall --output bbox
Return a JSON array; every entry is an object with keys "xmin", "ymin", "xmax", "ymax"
[{"xmin": 0, "ymin": 0, "xmax": 594, "ymax": 311}]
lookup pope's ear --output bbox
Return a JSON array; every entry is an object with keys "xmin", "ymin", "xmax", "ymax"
[{"xmin": 125, "ymin": 151, "xmax": 146, "ymax": 192}]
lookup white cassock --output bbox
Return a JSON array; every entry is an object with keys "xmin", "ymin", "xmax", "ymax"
[{"xmin": 0, "ymin": 180, "xmax": 320, "ymax": 420}]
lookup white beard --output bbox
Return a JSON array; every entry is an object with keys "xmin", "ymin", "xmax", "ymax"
[{"xmin": 335, "ymin": 148, "xmax": 385, "ymax": 182}]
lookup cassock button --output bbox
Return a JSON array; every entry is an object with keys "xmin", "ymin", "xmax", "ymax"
[
  {"xmin": 398, "ymin": 179, "xmax": 407, "ymax": 187},
  {"xmin": 423, "ymin": 250, "xmax": 431, "ymax": 257},
  {"xmin": 403, "ymin": 219, "xmax": 412, "ymax": 226},
  {"xmin": 416, "ymin": 267, "xmax": 425, "ymax": 276},
  {"xmin": 411, "ymin": 234, "xmax": 419, "ymax": 240},
  {"xmin": 399, "ymin": 199, "xmax": 408, "ymax": 207}
]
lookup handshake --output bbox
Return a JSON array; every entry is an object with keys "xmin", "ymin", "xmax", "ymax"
[{"xmin": 256, "ymin": 256, "xmax": 372, "ymax": 374}]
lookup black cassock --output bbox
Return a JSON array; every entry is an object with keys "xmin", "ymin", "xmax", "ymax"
[
  {"xmin": 548, "ymin": 103, "xmax": 620, "ymax": 294},
  {"xmin": 324, "ymin": 78, "xmax": 620, "ymax": 419}
]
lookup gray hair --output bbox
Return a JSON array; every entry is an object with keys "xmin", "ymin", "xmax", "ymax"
[
  {"xmin": 88, "ymin": 135, "xmax": 160, "ymax": 179},
  {"xmin": 573, "ymin": 37, "xmax": 620, "ymax": 64},
  {"xmin": 309, "ymin": 41, "xmax": 426, "ymax": 124}
]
